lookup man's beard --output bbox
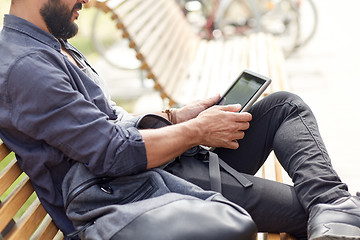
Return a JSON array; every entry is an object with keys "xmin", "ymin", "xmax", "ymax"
[{"xmin": 40, "ymin": 0, "xmax": 81, "ymax": 40}]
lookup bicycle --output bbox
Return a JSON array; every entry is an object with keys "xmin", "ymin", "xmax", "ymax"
[
  {"xmin": 179, "ymin": 0, "xmax": 318, "ymax": 58},
  {"xmin": 88, "ymin": 0, "xmax": 317, "ymax": 70}
]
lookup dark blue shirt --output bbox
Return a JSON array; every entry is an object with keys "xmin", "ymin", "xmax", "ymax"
[{"xmin": 0, "ymin": 15, "xmax": 148, "ymax": 235}]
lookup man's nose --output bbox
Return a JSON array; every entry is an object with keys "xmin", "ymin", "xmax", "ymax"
[{"xmin": 79, "ymin": 0, "xmax": 89, "ymax": 4}]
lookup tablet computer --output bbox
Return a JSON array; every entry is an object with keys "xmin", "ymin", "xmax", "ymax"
[{"xmin": 216, "ymin": 69, "xmax": 271, "ymax": 112}]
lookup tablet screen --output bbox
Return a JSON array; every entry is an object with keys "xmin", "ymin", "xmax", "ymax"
[
  {"xmin": 216, "ymin": 70, "xmax": 271, "ymax": 112},
  {"xmin": 221, "ymin": 72, "xmax": 266, "ymax": 106}
]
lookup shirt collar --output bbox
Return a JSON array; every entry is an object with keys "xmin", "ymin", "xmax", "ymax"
[{"xmin": 3, "ymin": 14, "xmax": 62, "ymax": 51}]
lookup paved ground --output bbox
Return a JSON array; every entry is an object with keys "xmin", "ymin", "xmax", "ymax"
[{"xmin": 93, "ymin": 0, "xmax": 360, "ymax": 195}]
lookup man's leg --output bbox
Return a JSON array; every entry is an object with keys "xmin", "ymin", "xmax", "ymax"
[
  {"xmin": 215, "ymin": 91, "xmax": 358, "ymax": 239},
  {"xmin": 215, "ymin": 91, "xmax": 350, "ymax": 209},
  {"xmin": 220, "ymin": 171, "xmax": 308, "ymax": 238},
  {"xmin": 166, "ymin": 153, "xmax": 308, "ymax": 238}
]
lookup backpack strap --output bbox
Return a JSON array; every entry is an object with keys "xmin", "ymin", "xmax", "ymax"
[
  {"xmin": 209, "ymin": 151, "xmax": 222, "ymax": 192},
  {"xmin": 208, "ymin": 152, "xmax": 253, "ymax": 193}
]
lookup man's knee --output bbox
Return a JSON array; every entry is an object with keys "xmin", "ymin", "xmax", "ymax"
[
  {"xmin": 268, "ymin": 91, "xmax": 303, "ymax": 104},
  {"xmin": 265, "ymin": 91, "xmax": 311, "ymax": 112}
]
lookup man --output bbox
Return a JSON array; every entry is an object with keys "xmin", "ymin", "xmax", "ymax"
[{"xmin": 0, "ymin": 0, "xmax": 359, "ymax": 239}]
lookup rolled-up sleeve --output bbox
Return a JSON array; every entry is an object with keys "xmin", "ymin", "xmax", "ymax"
[{"xmin": 7, "ymin": 53, "xmax": 147, "ymax": 176}]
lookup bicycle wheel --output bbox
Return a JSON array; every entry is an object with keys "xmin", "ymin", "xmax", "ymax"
[
  {"xmin": 215, "ymin": 0, "xmax": 301, "ymax": 58},
  {"xmin": 179, "ymin": 0, "xmax": 215, "ymax": 39},
  {"xmin": 90, "ymin": 9, "xmax": 141, "ymax": 71},
  {"xmin": 296, "ymin": 0, "xmax": 318, "ymax": 48},
  {"xmin": 214, "ymin": 0, "xmax": 256, "ymax": 37},
  {"xmin": 261, "ymin": 0, "xmax": 301, "ymax": 57}
]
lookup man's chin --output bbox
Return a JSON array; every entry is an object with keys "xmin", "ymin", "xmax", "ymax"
[{"xmin": 52, "ymin": 26, "xmax": 78, "ymax": 40}]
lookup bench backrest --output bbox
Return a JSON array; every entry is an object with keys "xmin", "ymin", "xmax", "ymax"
[
  {"xmin": 0, "ymin": 142, "xmax": 62, "ymax": 240},
  {"xmin": 88, "ymin": 0, "xmax": 199, "ymax": 106},
  {"xmin": 87, "ymin": 0, "xmax": 288, "ymax": 107}
]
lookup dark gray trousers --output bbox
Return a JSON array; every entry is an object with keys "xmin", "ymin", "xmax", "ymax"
[{"xmin": 167, "ymin": 91, "xmax": 350, "ymax": 239}]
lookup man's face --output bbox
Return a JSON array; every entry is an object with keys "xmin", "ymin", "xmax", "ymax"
[{"xmin": 40, "ymin": 0, "xmax": 82, "ymax": 39}]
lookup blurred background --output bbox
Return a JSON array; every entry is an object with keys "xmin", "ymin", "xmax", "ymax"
[{"xmin": 1, "ymin": 0, "xmax": 359, "ymax": 194}]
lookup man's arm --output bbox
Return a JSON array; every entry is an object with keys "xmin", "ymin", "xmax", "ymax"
[
  {"xmin": 141, "ymin": 104, "xmax": 252, "ymax": 169},
  {"xmin": 7, "ymin": 54, "xmax": 148, "ymax": 177},
  {"xmin": 8, "ymin": 54, "xmax": 251, "ymax": 175},
  {"xmin": 142, "ymin": 95, "xmax": 222, "ymax": 124}
]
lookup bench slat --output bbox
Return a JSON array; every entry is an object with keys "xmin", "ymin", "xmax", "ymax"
[
  {"xmin": 121, "ymin": 0, "xmax": 153, "ymax": 31},
  {"xmin": 0, "ymin": 176, "xmax": 33, "ymax": 232},
  {"xmin": 145, "ymin": 19, "xmax": 179, "ymax": 75},
  {"xmin": 159, "ymin": 19, "xmax": 193, "ymax": 94},
  {"xmin": 236, "ymin": 39, "xmax": 245, "ymax": 77},
  {"xmin": 0, "ymin": 142, "xmax": 11, "ymax": 160},
  {"xmin": 152, "ymin": 29, "xmax": 186, "ymax": 90},
  {"xmin": 126, "ymin": 0, "xmax": 162, "ymax": 39},
  {"xmin": 207, "ymin": 40, "xmax": 224, "ymax": 97},
  {"xmin": 217, "ymin": 39, "xmax": 236, "ymax": 92},
  {"xmin": 138, "ymin": 8, "xmax": 178, "ymax": 61},
  {"xmin": 37, "ymin": 220, "xmax": 61, "ymax": 240},
  {"xmin": 167, "ymin": 39, "xmax": 199, "ymax": 101},
  {"xmin": 6, "ymin": 198, "xmax": 47, "ymax": 240},
  {"xmin": 30, "ymin": 214, "xmax": 60, "ymax": 240},
  {"xmin": 255, "ymin": 33, "xmax": 270, "ymax": 76},
  {"xmin": 196, "ymin": 41, "xmax": 218, "ymax": 100},
  {"xmin": 172, "ymin": 40, "xmax": 205, "ymax": 104},
  {"xmin": 134, "ymin": 1, "xmax": 170, "ymax": 50},
  {"xmin": 112, "ymin": 0, "xmax": 142, "ymax": 16},
  {"xmin": 247, "ymin": 34, "xmax": 261, "ymax": 73},
  {"xmin": 0, "ymin": 142, "xmax": 63, "ymax": 239},
  {"xmin": 0, "ymin": 158, "xmax": 22, "ymax": 196},
  {"xmin": 267, "ymin": 36, "xmax": 289, "ymax": 92}
]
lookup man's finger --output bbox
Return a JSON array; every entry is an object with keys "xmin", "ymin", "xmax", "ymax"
[
  {"xmin": 225, "ymin": 140, "xmax": 239, "ymax": 149},
  {"xmin": 203, "ymin": 94, "xmax": 221, "ymax": 107},
  {"xmin": 217, "ymin": 104, "xmax": 242, "ymax": 112}
]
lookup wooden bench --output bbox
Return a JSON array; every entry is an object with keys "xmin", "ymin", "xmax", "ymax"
[
  {"xmin": 0, "ymin": 141, "xmax": 63, "ymax": 240},
  {"xmin": 0, "ymin": 1, "xmax": 294, "ymax": 239},
  {"xmin": 1, "ymin": 143, "xmax": 293, "ymax": 240},
  {"xmin": 86, "ymin": 0, "xmax": 294, "ymax": 239}
]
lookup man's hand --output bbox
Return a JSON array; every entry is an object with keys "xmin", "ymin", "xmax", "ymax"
[
  {"xmin": 190, "ymin": 104, "xmax": 252, "ymax": 149},
  {"xmin": 142, "ymin": 99, "xmax": 252, "ymax": 169},
  {"xmin": 174, "ymin": 94, "xmax": 221, "ymax": 123}
]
